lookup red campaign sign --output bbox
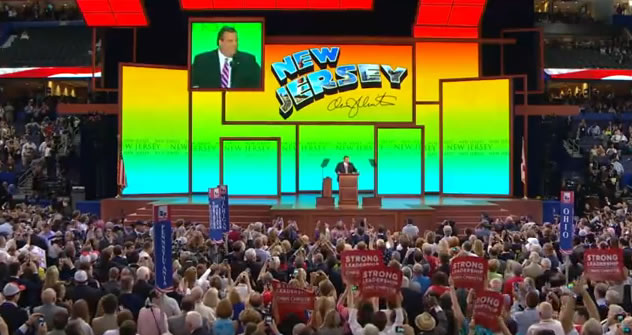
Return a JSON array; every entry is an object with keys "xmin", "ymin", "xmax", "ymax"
[
  {"xmin": 584, "ymin": 248, "xmax": 625, "ymax": 282},
  {"xmin": 450, "ymin": 256, "xmax": 488, "ymax": 291},
  {"xmin": 341, "ymin": 250, "xmax": 383, "ymax": 284},
  {"xmin": 272, "ymin": 282, "xmax": 315, "ymax": 323},
  {"xmin": 359, "ymin": 266, "xmax": 402, "ymax": 299},
  {"xmin": 473, "ymin": 290, "xmax": 504, "ymax": 331}
]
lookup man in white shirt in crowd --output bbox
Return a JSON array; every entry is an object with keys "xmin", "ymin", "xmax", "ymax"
[
  {"xmin": 612, "ymin": 129, "xmax": 628, "ymax": 144},
  {"xmin": 526, "ymin": 302, "xmax": 565, "ymax": 335}
]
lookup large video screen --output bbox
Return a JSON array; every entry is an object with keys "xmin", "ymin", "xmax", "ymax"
[
  {"xmin": 121, "ymin": 65, "xmax": 190, "ymax": 195},
  {"xmin": 225, "ymin": 44, "xmax": 413, "ymax": 123},
  {"xmin": 441, "ymin": 78, "xmax": 511, "ymax": 195},
  {"xmin": 121, "ymin": 34, "xmax": 513, "ymax": 196},
  {"xmin": 190, "ymin": 20, "xmax": 264, "ymax": 90}
]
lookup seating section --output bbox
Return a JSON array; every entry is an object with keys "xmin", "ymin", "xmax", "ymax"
[
  {"xmin": 546, "ymin": 47, "xmax": 632, "ymax": 69},
  {"xmin": 0, "ymin": 27, "xmax": 91, "ymax": 67}
]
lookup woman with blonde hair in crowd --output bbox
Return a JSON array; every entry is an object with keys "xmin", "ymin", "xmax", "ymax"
[
  {"xmin": 228, "ymin": 288, "xmax": 246, "ymax": 326},
  {"xmin": 295, "ymin": 268, "xmax": 309, "ymax": 289},
  {"xmin": 488, "ymin": 259, "xmax": 503, "ymax": 284},
  {"xmin": 317, "ymin": 309, "xmax": 344, "ymax": 335},
  {"xmin": 473, "ymin": 240, "xmax": 485, "ymax": 257},
  {"xmin": 203, "ymin": 287, "xmax": 219, "ymax": 312},
  {"xmin": 523, "ymin": 252, "xmax": 544, "ymax": 279},
  {"xmin": 43, "ymin": 265, "xmax": 61, "ymax": 290},
  {"xmin": 312, "ymin": 295, "xmax": 335, "ymax": 329}
]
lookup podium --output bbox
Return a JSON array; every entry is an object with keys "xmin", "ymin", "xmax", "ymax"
[
  {"xmin": 316, "ymin": 177, "xmax": 334, "ymax": 207},
  {"xmin": 338, "ymin": 174, "xmax": 359, "ymax": 206}
]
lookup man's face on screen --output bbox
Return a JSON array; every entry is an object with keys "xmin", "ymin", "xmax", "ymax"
[
  {"xmin": 219, "ymin": 31, "xmax": 238, "ymax": 58},
  {"xmin": 344, "ymin": 157, "xmax": 349, "ymax": 163}
]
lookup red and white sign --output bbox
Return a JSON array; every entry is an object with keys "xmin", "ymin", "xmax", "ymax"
[
  {"xmin": 561, "ymin": 191, "xmax": 574, "ymax": 204},
  {"xmin": 0, "ymin": 67, "xmax": 101, "ymax": 79},
  {"xmin": 272, "ymin": 282, "xmax": 315, "ymax": 323},
  {"xmin": 341, "ymin": 250, "xmax": 383, "ymax": 283},
  {"xmin": 584, "ymin": 248, "xmax": 625, "ymax": 282},
  {"xmin": 450, "ymin": 256, "xmax": 488, "ymax": 291},
  {"xmin": 545, "ymin": 68, "xmax": 632, "ymax": 81},
  {"xmin": 473, "ymin": 290, "xmax": 504, "ymax": 331},
  {"xmin": 359, "ymin": 266, "xmax": 402, "ymax": 298},
  {"xmin": 153, "ymin": 205, "xmax": 170, "ymax": 222}
]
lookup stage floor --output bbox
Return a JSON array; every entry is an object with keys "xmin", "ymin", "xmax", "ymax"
[
  {"xmin": 117, "ymin": 194, "xmax": 504, "ymax": 210},
  {"xmin": 101, "ymin": 195, "xmax": 542, "ymax": 235}
]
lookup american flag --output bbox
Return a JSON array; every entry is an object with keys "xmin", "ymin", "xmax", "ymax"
[
  {"xmin": 117, "ymin": 155, "xmax": 127, "ymax": 191},
  {"xmin": 521, "ymin": 137, "xmax": 526, "ymax": 185}
]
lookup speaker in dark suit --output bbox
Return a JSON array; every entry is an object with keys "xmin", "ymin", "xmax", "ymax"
[
  {"xmin": 335, "ymin": 156, "xmax": 358, "ymax": 175},
  {"xmin": 191, "ymin": 26, "xmax": 261, "ymax": 89}
]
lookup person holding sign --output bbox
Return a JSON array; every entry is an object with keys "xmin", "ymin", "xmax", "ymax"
[{"xmin": 347, "ymin": 287, "xmax": 404, "ymax": 335}]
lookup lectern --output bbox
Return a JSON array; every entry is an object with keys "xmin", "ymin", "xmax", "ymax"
[
  {"xmin": 316, "ymin": 177, "xmax": 334, "ymax": 207},
  {"xmin": 338, "ymin": 174, "xmax": 359, "ymax": 206}
]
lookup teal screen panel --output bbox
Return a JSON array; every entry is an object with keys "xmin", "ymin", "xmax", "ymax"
[
  {"xmin": 192, "ymin": 92, "xmax": 296, "ymax": 193},
  {"xmin": 377, "ymin": 128, "xmax": 423, "ymax": 195},
  {"xmin": 222, "ymin": 140, "xmax": 278, "ymax": 195},
  {"xmin": 298, "ymin": 125, "xmax": 374, "ymax": 191}
]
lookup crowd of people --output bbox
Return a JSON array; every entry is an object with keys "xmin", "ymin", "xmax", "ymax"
[
  {"xmin": 0, "ymin": 199, "xmax": 624, "ymax": 335},
  {"xmin": 0, "ymin": 1, "xmax": 81, "ymax": 22},
  {"xmin": 0, "ymin": 96, "xmax": 80, "ymax": 201},
  {"xmin": 572, "ymin": 115, "xmax": 631, "ymax": 209}
]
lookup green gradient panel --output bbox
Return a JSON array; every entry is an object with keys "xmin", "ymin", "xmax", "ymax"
[
  {"xmin": 416, "ymin": 104, "xmax": 440, "ymax": 193},
  {"xmin": 377, "ymin": 128, "xmax": 423, "ymax": 195},
  {"xmin": 121, "ymin": 66, "xmax": 189, "ymax": 195},
  {"xmin": 222, "ymin": 141, "xmax": 278, "ymax": 195},
  {"xmin": 191, "ymin": 22, "xmax": 262, "ymax": 65},
  {"xmin": 298, "ymin": 125, "xmax": 374, "ymax": 191},
  {"xmin": 191, "ymin": 92, "xmax": 296, "ymax": 193},
  {"xmin": 441, "ymin": 79, "xmax": 511, "ymax": 195}
]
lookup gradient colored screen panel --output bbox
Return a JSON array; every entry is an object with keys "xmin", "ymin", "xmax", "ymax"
[
  {"xmin": 416, "ymin": 105, "xmax": 439, "ymax": 192},
  {"xmin": 415, "ymin": 42, "xmax": 478, "ymax": 102},
  {"xmin": 226, "ymin": 44, "xmax": 413, "ymax": 122},
  {"xmin": 190, "ymin": 22, "xmax": 263, "ymax": 67},
  {"xmin": 441, "ymin": 78, "xmax": 511, "ymax": 195},
  {"xmin": 121, "ymin": 66, "xmax": 189, "ymax": 194},
  {"xmin": 222, "ymin": 140, "xmax": 278, "ymax": 195},
  {"xmin": 298, "ymin": 125, "xmax": 374, "ymax": 191},
  {"xmin": 377, "ymin": 128, "xmax": 423, "ymax": 195},
  {"xmin": 192, "ymin": 92, "xmax": 296, "ymax": 193}
]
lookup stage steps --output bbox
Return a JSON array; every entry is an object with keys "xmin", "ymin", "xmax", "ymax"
[
  {"xmin": 125, "ymin": 204, "xmax": 272, "ymax": 227},
  {"xmin": 431, "ymin": 205, "xmax": 510, "ymax": 234}
]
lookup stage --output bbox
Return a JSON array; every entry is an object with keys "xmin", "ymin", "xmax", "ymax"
[{"xmin": 100, "ymin": 195, "xmax": 542, "ymax": 236}]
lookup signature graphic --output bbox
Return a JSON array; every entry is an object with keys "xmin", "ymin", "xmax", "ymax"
[{"xmin": 326, "ymin": 93, "xmax": 397, "ymax": 118}]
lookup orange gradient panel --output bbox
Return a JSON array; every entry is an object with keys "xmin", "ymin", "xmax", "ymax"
[
  {"xmin": 226, "ymin": 44, "xmax": 414, "ymax": 122},
  {"xmin": 415, "ymin": 42, "xmax": 479, "ymax": 102}
]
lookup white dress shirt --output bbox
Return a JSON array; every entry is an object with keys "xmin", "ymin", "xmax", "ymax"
[{"xmin": 218, "ymin": 51, "xmax": 232, "ymax": 88}]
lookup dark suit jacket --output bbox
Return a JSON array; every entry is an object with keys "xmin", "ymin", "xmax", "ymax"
[
  {"xmin": 0, "ymin": 302, "xmax": 28, "ymax": 335},
  {"xmin": 168, "ymin": 314, "xmax": 210, "ymax": 335},
  {"xmin": 68, "ymin": 284, "xmax": 103, "ymax": 318},
  {"xmin": 401, "ymin": 287, "xmax": 424, "ymax": 324},
  {"xmin": 132, "ymin": 280, "xmax": 153, "ymax": 302},
  {"xmin": 191, "ymin": 49, "xmax": 261, "ymax": 89},
  {"xmin": 335, "ymin": 162, "xmax": 357, "ymax": 174}
]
